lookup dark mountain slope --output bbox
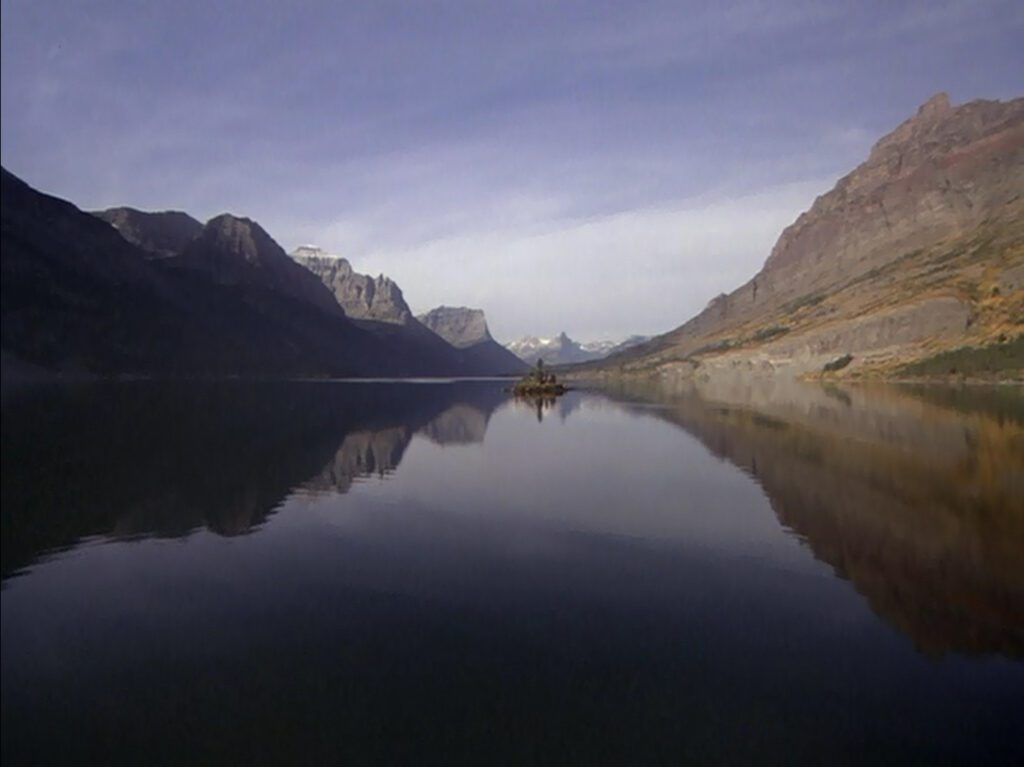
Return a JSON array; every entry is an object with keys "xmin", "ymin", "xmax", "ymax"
[
  {"xmin": 173, "ymin": 215, "xmax": 347, "ymax": 318},
  {"xmin": 1, "ymin": 168, "xmax": 385, "ymax": 377},
  {"xmin": 94, "ymin": 207, "xmax": 203, "ymax": 258}
]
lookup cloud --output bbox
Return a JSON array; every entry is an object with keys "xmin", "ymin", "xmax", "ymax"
[
  {"xmin": 2, "ymin": 1, "xmax": 1020, "ymax": 343},
  {"xmin": 328, "ymin": 180, "xmax": 823, "ymax": 342}
]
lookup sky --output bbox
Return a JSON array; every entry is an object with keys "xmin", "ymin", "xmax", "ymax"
[{"xmin": 2, "ymin": 1, "xmax": 1022, "ymax": 342}]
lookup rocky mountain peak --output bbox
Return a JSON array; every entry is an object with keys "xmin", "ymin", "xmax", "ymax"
[
  {"xmin": 291, "ymin": 246, "xmax": 411, "ymax": 324},
  {"xmin": 94, "ymin": 207, "xmax": 202, "ymax": 258},
  {"xmin": 917, "ymin": 91, "xmax": 952, "ymax": 119},
  {"xmin": 200, "ymin": 214, "xmax": 276, "ymax": 264},
  {"xmin": 176, "ymin": 216, "xmax": 344, "ymax": 316},
  {"xmin": 417, "ymin": 306, "xmax": 492, "ymax": 348},
  {"xmin": 584, "ymin": 92, "xmax": 1023, "ymax": 380},
  {"xmin": 759, "ymin": 94, "xmax": 1024, "ymax": 290}
]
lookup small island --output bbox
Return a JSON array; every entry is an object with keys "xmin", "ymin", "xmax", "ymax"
[{"xmin": 511, "ymin": 359, "xmax": 569, "ymax": 396}]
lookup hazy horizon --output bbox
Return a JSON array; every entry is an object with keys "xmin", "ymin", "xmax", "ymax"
[{"xmin": 2, "ymin": 0, "xmax": 1021, "ymax": 342}]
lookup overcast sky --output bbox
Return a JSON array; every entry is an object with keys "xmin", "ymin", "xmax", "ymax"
[{"xmin": 2, "ymin": 1, "xmax": 1021, "ymax": 342}]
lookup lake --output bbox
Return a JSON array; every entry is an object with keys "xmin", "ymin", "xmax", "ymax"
[{"xmin": 2, "ymin": 379, "xmax": 1022, "ymax": 765}]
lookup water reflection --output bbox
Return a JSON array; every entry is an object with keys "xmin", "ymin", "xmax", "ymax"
[
  {"xmin": 511, "ymin": 392, "xmax": 583, "ymax": 422},
  {"xmin": 3, "ymin": 378, "xmax": 1022, "ymax": 662},
  {"xmin": 1, "ymin": 381, "xmax": 506, "ymax": 577},
  {"xmin": 602, "ymin": 379, "xmax": 1024, "ymax": 658},
  {"xmin": 3, "ymin": 378, "xmax": 1023, "ymax": 764}
]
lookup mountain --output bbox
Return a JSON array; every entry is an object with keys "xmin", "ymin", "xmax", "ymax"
[
  {"xmin": 93, "ymin": 207, "xmax": 203, "ymax": 258},
  {"xmin": 2, "ymin": 167, "xmax": 536, "ymax": 378},
  {"xmin": 578, "ymin": 340, "xmax": 620, "ymax": 357},
  {"xmin": 507, "ymin": 333, "xmax": 651, "ymax": 366},
  {"xmin": 579, "ymin": 94, "xmax": 1024, "ymax": 381},
  {"xmin": 419, "ymin": 306, "xmax": 491, "ymax": 347},
  {"xmin": 507, "ymin": 332, "xmax": 603, "ymax": 366},
  {"xmin": 0, "ymin": 168, "xmax": 392, "ymax": 377},
  {"xmin": 293, "ymin": 249, "xmax": 520, "ymax": 375},
  {"xmin": 581, "ymin": 335, "xmax": 652, "ymax": 358},
  {"xmin": 2, "ymin": 170, "xmax": 521, "ymax": 380},
  {"xmin": 2, "ymin": 166, "xmax": 193, "ymax": 375},
  {"xmin": 175, "ymin": 216, "xmax": 349, "ymax": 318},
  {"xmin": 418, "ymin": 306, "xmax": 529, "ymax": 374},
  {"xmin": 291, "ymin": 246, "xmax": 412, "ymax": 324}
]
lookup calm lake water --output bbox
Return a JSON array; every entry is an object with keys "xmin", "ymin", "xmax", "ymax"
[{"xmin": 2, "ymin": 379, "xmax": 1022, "ymax": 765}]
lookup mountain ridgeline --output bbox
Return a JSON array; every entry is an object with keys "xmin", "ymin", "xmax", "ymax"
[
  {"xmin": 507, "ymin": 332, "xmax": 650, "ymax": 366},
  {"xmin": 291, "ymin": 246, "xmax": 412, "ymax": 325},
  {"xmin": 293, "ymin": 250, "xmax": 527, "ymax": 376},
  {"xmin": 578, "ymin": 94, "xmax": 1024, "ymax": 381},
  {"xmin": 0, "ymin": 169, "xmax": 521, "ymax": 379},
  {"xmin": 418, "ymin": 306, "xmax": 529, "ymax": 375},
  {"xmin": 4, "ymin": 93, "xmax": 1020, "ymax": 382}
]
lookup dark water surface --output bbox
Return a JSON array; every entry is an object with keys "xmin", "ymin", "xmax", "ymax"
[{"xmin": 2, "ymin": 379, "xmax": 1022, "ymax": 765}]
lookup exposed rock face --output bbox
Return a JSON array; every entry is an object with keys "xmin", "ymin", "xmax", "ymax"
[
  {"xmin": 419, "ymin": 306, "xmax": 529, "ymax": 374},
  {"xmin": 757, "ymin": 93, "xmax": 1022, "ymax": 302},
  {"xmin": 94, "ymin": 207, "xmax": 202, "ymax": 258},
  {"xmin": 176, "ymin": 217, "xmax": 345, "ymax": 317},
  {"xmin": 585, "ymin": 94, "xmax": 1024, "ymax": 380},
  {"xmin": 291, "ymin": 246, "xmax": 412, "ymax": 324},
  {"xmin": 287, "ymin": 255, "xmax": 524, "ymax": 375},
  {"xmin": 418, "ymin": 306, "xmax": 492, "ymax": 348}
]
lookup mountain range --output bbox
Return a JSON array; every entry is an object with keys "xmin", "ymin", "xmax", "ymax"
[
  {"xmin": 3, "ymin": 93, "xmax": 1020, "ymax": 383},
  {"xmin": 506, "ymin": 333, "xmax": 650, "ymax": 366},
  {"xmin": 0, "ymin": 170, "xmax": 523, "ymax": 379},
  {"xmin": 577, "ymin": 93, "xmax": 1023, "ymax": 381}
]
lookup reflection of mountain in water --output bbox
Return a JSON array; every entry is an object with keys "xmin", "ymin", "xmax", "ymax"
[
  {"xmin": 607, "ymin": 380, "xmax": 1024, "ymax": 658},
  {"xmin": 302, "ymin": 386, "xmax": 508, "ymax": 494},
  {"xmin": 1, "ymin": 381, "xmax": 506, "ymax": 579},
  {"xmin": 420, "ymin": 405, "xmax": 491, "ymax": 446},
  {"xmin": 302, "ymin": 428, "xmax": 414, "ymax": 494}
]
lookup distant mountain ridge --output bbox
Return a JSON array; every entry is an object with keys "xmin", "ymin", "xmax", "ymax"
[
  {"xmin": 579, "ymin": 93, "xmax": 1024, "ymax": 380},
  {"xmin": 507, "ymin": 332, "xmax": 649, "ymax": 366}
]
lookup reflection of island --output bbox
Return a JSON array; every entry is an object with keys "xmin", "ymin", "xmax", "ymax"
[
  {"xmin": 513, "ymin": 394, "xmax": 558, "ymax": 422},
  {"xmin": 1, "ymin": 381, "xmax": 507, "ymax": 579},
  {"xmin": 605, "ymin": 379, "xmax": 1024, "ymax": 659},
  {"xmin": 510, "ymin": 390, "xmax": 583, "ymax": 423}
]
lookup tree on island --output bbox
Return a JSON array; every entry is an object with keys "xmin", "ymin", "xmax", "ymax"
[{"xmin": 533, "ymin": 358, "xmax": 556, "ymax": 385}]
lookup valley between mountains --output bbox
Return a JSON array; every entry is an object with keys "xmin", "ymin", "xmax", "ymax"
[{"xmin": 2, "ymin": 93, "xmax": 1021, "ymax": 382}]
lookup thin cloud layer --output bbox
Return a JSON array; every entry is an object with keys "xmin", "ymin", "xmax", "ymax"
[{"xmin": 343, "ymin": 181, "xmax": 823, "ymax": 342}]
